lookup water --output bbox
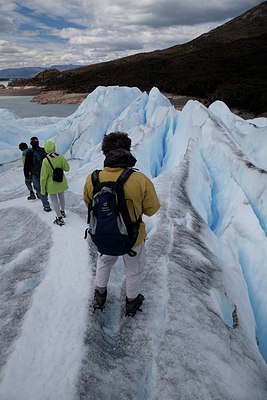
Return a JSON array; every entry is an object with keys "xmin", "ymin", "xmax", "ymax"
[{"xmin": 0, "ymin": 96, "xmax": 79, "ymax": 118}]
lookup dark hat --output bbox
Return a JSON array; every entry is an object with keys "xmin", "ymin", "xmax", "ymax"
[
  {"xmin": 30, "ymin": 137, "xmax": 39, "ymax": 146},
  {"xmin": 19, "ymin": 142, "xmax": 28, "ymax": 151}
]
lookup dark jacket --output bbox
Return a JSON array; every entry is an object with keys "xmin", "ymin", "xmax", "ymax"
[{"xmin": 24, "ymin": 145, "xmax": 46, "ymax": 178}]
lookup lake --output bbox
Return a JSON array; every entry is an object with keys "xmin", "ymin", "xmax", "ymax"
[{"xmin": 0, "ymin": 96, "xmax": 79, "ymax": 118}]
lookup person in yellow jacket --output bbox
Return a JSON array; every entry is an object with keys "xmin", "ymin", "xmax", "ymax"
[
  {"xmin": 40, "ymin": 140, "xmax": 70, "ymax": 226},
  {"xmin": 83, "ymin": 131, "xmax": 160, "ymax": 316}
]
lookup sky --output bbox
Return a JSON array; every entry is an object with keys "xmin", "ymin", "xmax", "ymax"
[
  {"xmin": 0, "ymin": 0, "xmax": 262, "ymax": 70},
  {"xmin": 0, "ymin": 86, "xmax": 267, "ymax": 399}
]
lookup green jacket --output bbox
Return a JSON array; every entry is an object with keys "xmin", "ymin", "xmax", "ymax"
[{"xmin": 40, "ymin": 153, "xmax": 70, "ymax": 195}]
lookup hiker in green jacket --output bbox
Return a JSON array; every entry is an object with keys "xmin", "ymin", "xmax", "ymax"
[{"xmin": 40, "ymin": 140, "xmax": 70, "ymax": 226}]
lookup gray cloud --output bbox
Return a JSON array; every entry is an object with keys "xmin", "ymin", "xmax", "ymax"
[
  {"xmin": 0, "ymin": 0, "xmax": 261, "ymax": 69},
  {"xmin": 0, "ymin": 16, "xmax": 13, "ymax": 32},
  {"xmin": 131, "ymin": 0, "xmax": 261, "ymax": 27}
]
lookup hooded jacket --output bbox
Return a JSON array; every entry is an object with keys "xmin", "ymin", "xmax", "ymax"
[
  {"xmin": 40, "ymin": 141, "xmax": 70, "ymax": 195},
  {"xmin": 83, "ymin": 149, "xmax": 160, "ymax": 247}
]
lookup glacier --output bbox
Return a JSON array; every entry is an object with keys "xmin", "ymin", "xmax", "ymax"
[{"xmin": 0, "ymin": 86, "xmax": 267, "ymax": 400}]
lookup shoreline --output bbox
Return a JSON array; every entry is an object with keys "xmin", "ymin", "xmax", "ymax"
[
  {"xmin": 0, "ymin": 87, "xmax": 204, "ymax": 110},
  {"xmin": 0, "ymin": 88, "xmax": 88, "ymax": 105},
  {"xmin": 32, "ymin": 90, "xmax": 89, "ymax": 105},
  {"xmin": 0, "ymin": 87, "xmax": 42, "ymax": 97},
  {"xmin": 0, "ymin": 87, "xmax": 193, "ymax": 109},
  {"xmin": 0, "ymin": 87, "xmax": 263, "ymax": 119}
]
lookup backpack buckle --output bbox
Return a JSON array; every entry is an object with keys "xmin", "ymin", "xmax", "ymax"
[{"xmin": 127, "ymin": 248, "xmax": 137, "ymax": 257}]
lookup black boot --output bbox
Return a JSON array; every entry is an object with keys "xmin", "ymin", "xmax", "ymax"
[
  {"xmin": 27, "ymin": 191, "xmax": 36, "ymax": 200},
  {"xmin": 93, "ymin": 289, "xmax": 107, "ymax": 311},
  {"xmin": 125, "ymin": 294, "xmax": 144, "ymax": 317},
  {"xmin": 53, "ymin": 216, "xmax": 65, "ymax": 226}
]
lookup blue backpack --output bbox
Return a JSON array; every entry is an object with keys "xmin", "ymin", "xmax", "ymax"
[{"xmin": 85, "ymin": 168, "xmax": 141, "ymax": 256}]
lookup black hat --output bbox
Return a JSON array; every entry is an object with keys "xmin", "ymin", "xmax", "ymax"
[
  {"xmin": 30, "ymin": 137, "xmax": 39, "ymax": 146},
  {"xmin": 19, "ymin": 142, "xmax": 28, "ymax": 151}
]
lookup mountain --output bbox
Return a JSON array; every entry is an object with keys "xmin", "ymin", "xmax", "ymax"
[
  {"xmin": 0, "ymin": 67, "xmax": 44, "ymax": 79},
  {"xmin": 0, "ymin": 65, "xmax": 83, "ymax": 79},
  {"xmin": 8, "ymin": 2, "xmax": 267, "ymax": 114}
]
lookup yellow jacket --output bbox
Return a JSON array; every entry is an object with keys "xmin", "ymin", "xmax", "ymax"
[{"xmin": 83, "ymin": 167, "xmax": 160, "ymax": 247}]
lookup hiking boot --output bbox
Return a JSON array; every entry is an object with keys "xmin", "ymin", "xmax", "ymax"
[
  {"xmin": 125, "ymin": 294, "xmax": 144, "ymax": 317},
  {"xmin": 53, "ymin": 216, "xmax": 65, "ymax": 226},
  {"xmin": 27, "ymin": 191, "xmax": 36, "ymax": 200},
  {"xmin": 44, "ymin": 206, "xmax": 52, "ymax": 212},
  {"xmin": 60, "ymin": 210, "xmax": 66, "ymax": 218},
  {"xmin": 93, "ymin": 289, "xmax": 107, "ymax": 311}
]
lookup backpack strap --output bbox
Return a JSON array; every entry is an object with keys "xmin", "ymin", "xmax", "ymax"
[
  {"xmin": 116, "ymin": 168, "xmax": 135, "ymax": 186},
  {"xmin": 91, "ymin": 169, "xmax": 101, "ymax": 187},
  {"xmin": 92, "ymin": 168, "xmax": 135, "ymax": 187},
  {"xmin": 117, "ymin": 168, "xmax": 141, "ymax": 225},
  {"xmin": 46, "ymin": 156, "xmax": 55, "ymax": 171},
  {"xmin": 115, "ymin": 168, "xmax": 135, "ymax": 211}
]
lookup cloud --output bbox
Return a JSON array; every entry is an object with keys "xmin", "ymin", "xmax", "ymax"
[
  {"xmin": 0, "ymin": 16, "xmax": 13, "ymax": 32},
  {"xmin": 0, "ymin": 0, "xmax": 261, "ymax": 69},
  {"xmin": 127, "ymin": 0, "xmax": 261, "ymax": 27}
]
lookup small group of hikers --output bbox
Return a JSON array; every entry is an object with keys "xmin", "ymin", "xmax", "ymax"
[
  {"xmin": 20, "ymin": 132, "xmax": 160, "ymax": 316},
  {"xmin": 19, "ymin": 137, "xmax": 70, "ymax": 226}
]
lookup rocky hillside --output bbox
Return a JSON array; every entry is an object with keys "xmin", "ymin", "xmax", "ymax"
[{"xmin": 9, "ymin": 2, "xmax": 267, "ymax": 114}]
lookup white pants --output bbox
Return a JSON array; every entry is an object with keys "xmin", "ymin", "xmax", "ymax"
[
  {"xmin": 50, "ymin": 192, "xmax": 65, "ymax": 217},
  {"xmin": 96, "ymin": 242, "xmax": 146, "ymax": 299}
]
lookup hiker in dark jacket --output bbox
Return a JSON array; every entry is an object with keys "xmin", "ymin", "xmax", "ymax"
[
  {"xmin": 24, "ymin": 137, "xmax": 51, "ymax": 212},
  {"xmin": 19, "ymin": 142, "xmax": 36, "ymax": 200},
  {"xmin": 83, "ymin": 131, "xmax": 160, "ymax": 316}
]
